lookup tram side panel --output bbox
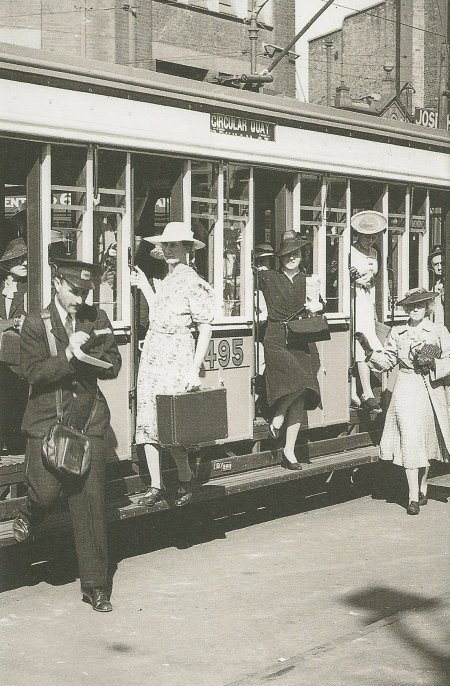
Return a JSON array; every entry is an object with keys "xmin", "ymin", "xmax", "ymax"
[{"xmin": 98, "ymin": 337, "xmax": 132, "ymax": 461}]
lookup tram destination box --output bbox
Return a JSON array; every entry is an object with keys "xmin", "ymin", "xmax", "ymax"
[{"xmin": 156, "ymin": 388, "xmax": 228, "ymax": 446}]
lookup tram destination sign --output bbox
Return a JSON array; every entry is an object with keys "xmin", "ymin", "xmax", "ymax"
[{"xmin": 210, "ymin": 113, "xmax": 275, "ymax": 141}]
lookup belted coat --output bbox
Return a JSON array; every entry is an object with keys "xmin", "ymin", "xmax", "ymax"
[
  {"xmin": 20, "ymin": 300, "xmax": 122, "ymax": 438},
  {"xmin": 369, "ymin": 319, "xmax": 450, "ymax": 468}
]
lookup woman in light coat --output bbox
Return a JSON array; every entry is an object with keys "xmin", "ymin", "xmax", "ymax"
[{"xmin": 366, "ymin": 288, "xmax": 450, "ymax": 515}]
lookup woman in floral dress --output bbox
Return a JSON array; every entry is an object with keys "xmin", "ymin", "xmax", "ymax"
[
  {"xmin": 365, "ymin": 288, "xmax": 450, "ymax": 515},
  {"xmin": 131, "ymin": 222, "xmax": 216, "ymax": 507}
]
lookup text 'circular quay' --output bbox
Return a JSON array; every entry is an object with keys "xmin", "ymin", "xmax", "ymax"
[{"xmin": 0, "ymin": 1, "xmax": 449, "ymax": 685}]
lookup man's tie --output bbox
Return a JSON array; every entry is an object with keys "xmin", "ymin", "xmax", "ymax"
[{"xmin": 65, "ymin": 313, "xmax": 74, "ymax": 339}]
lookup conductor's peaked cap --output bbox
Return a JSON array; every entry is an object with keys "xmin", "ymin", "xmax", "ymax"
[
  {"xmin": 351, "ymin": 210, "xmax": 387, "ymax": 235},
  {"xmin": 51, "ymin": 258, "xmax": 102, "ymax": 291}
]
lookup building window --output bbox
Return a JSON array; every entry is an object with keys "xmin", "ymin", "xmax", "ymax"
[{"xmin": 409, "ymin": 187, "xmax": 427, "ymax": 290}]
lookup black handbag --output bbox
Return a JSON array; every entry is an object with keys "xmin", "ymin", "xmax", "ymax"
[
  {"xmin": 40, "ymin": 311, "xmax": 93, "ymax": 478},
  {"xmin": 284, "ymin": 308, "xmax": 330, "ymax": 347}
]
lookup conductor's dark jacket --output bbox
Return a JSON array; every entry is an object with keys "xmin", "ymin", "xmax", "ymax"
[{"xmin": 20, "ymin": 300, "xmax": 122, "ymax": 438}]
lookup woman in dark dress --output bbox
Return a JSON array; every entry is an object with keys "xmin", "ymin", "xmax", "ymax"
[{"xmin": 259, "ymin": 233, "xmax": 321, "ymax": 469}]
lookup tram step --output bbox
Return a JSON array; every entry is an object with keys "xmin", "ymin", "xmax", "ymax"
[{"xmin": 0, "ymin": 445, "xmax": 379, "ymax": 546}]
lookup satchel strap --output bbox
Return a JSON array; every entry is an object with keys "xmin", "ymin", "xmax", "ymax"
[{"xmin": 41, "ymin": 310, "xmax": 64, "ymax": 423}]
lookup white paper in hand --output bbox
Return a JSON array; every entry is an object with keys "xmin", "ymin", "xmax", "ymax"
[{"xmin": 72, "ymin": 347, "xmax": 112, "ymax": 369}]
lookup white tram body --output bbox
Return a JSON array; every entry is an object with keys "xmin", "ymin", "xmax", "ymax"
[{"xmin": 0, "ymin": 43, "xmax": 448, "ymax": 468}]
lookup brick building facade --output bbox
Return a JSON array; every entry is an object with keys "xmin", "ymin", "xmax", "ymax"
[
  {"xmin": 308, "ymin": 0, "xmax": 448, "ymax": 127},
  {"xmin": 0, "ymin": 0, "xmax": 295, "ymax": 96}
]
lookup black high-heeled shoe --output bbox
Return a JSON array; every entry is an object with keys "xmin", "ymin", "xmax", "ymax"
[{"xmin": 281, "ymin": 453, "xmax": 303, "ymax": 471}]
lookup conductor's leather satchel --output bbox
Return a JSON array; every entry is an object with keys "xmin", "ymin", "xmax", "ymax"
[
  {"xmin": 40, "ymin": 310, "xmax": 92, "ymax": 478},
  {"xmin": 42, "ymin": 418, "xmax": 92, "ymax": 478}
]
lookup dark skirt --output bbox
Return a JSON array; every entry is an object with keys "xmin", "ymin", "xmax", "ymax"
[{"xmin": 263, "ymin": 321, "xmax": 321, "ymax": 410}]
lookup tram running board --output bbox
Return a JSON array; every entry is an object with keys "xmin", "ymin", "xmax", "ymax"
[{"xmin": 0, "ymin": 445, "xmax": 379, "ymax": 546}]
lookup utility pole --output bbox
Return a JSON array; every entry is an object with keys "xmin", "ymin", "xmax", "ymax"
[{"xmin": 325, "ymin": 40, "xmax": 333, "ymax": 106}]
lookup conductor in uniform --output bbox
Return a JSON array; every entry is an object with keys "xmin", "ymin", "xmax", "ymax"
[{"xmin": 13, "ymin": 259, "xmax": 122, "ymax": 612}]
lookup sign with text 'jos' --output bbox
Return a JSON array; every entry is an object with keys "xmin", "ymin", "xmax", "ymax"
[{"xmin": 414, "ymin": 108, "xmax": 438, "ymax": 129}]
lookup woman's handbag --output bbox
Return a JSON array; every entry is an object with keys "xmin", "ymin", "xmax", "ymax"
[
  {"xmin": 284, "ymin": 309, "xmax": 330, "ymax": 348},
  {"xmin": 40, "ymin": 311, "xmax": 92, "ymax": 478}
]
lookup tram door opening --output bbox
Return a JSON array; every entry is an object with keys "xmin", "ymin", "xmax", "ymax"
[
  {"xmin": 0, "ymin": 140, "xmax": 40, "ymax": 454},
  {"xmin": 253, "ymin": 169, "xmax": 295, "ymax": 419}
]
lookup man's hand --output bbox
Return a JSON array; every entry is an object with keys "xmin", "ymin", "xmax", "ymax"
[{"xmin": 66, "ymin": 331, "xmax": 90, "ymax": 361}]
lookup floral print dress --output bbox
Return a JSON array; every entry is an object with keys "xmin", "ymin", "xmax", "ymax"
[{"xmin": 135, "ymin": 264, "xmax": 216, "ymax": 445}]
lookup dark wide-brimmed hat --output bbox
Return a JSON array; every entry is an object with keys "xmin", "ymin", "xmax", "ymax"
[
  {"xmin": 0, "ymin": 237, "xmax": 27, "ymax": 264},
  {"xmin": 397, "ymin": 287, "xmax": 439, "ymax": 308},
  {"xmin": 254, "ymin": 243, "xmax": 274, "ymax": 258},
  {"xmin": 275, "ymin": 234, "xmax": 308, "ymax": 258},
  {"xmin": 51, "ymin": 258, "xmax": 102, "ymax": 291},
  {"xmin": 351, "ymin": 210, "xmax": 387, "ymax": 235}
]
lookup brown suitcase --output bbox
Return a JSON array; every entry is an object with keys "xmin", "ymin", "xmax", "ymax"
[{"xmin": 156, "ymin": 387, "xmax": 228, "ymax": 447}]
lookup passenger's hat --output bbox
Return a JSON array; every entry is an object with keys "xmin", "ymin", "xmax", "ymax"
[
  {"xmin": 0, "ymin": 237, "xmax": 27, "ymax": 264},
  {"xmin": 351, "ymin": 210, "xmax": 387, "ymax": 235},
  {"xmin": 397, "ymin": 287, "xmax": 439, "ymax": 308},
  {"xmin": 254, "ymin": 243, "xmax": 274, "ymax": 258},
  {"xmin": 51, "ymin": 258, "xmax": 102, "ymax": 291},
  {"xmin": 143, "ymin": 222, "xmax": 205, "ymax": 251},
  {"xmin": 275, "ymin": 233, "xmax": 308, "ymax": 258}
]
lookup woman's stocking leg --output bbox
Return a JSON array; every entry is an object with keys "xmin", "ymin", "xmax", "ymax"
[
  {"xmin": 405, "ymin": 467, "xmax": 419, "ymax": 503},
  {"xmin": 271, "ymin": 396, "xmax": 293, "ymax": 431},
  {"xmin": 283, "ymin": 397, "xmax": 304, "ymax": 463},
  {"xmin": 419, "ymin": 466, "xmax": 429, "ymax": 497},
  {"xmin": 357, "ymin": 361, "xmax": 374, "ymax": 400},
  {"xmin": 170, "ymin": 446, "xmax": 193, "ymax": 483},
  {"xmin": 143, "ymin": 443, "xmax": 162, "ymax": 490}
]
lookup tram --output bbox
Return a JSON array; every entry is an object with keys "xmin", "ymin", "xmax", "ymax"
[{"xmin": 0, "ymin": 43, "xmax": 448, "ymax": 543}]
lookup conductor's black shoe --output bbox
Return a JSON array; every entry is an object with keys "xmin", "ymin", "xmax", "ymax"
[
  {"xmin": 82, "ymin": 587, "xmax": 113, "ymax": 612},
  {"xmin": 12, "ymin": 516, "xmax": 30, "ymax": 543},
  {"xmin": 406, "ymin": 501, "xmax": 420, "ymax": 515}
]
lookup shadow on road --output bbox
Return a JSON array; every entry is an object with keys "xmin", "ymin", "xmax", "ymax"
[
  {"xmin": 0, "ymin": 474, "xmax": 369, "ymax": 594},
  {"xmin": 342, "ymin": 586, "xmax": 450, "ymax": 686}
]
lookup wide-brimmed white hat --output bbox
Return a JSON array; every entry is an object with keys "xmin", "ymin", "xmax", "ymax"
[
  {"xmin": 351, "ymin": 210, "xmax": 387, "ymax": 235},
  {"xmin": 143, "ymin": 222, "xmax": 205, "ymax": 250}
]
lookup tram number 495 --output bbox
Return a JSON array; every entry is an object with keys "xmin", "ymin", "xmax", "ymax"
[{"xmin": 203, "ymin": 338, "xmax": 244, "ymax": 371}]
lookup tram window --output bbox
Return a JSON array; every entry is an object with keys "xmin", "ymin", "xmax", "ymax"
[
  {"xmin": 350, "ymin": 179, "xmax": 384, "ymax": 214},
  {"xmin": 191, "ymin": 161, "xmax": 218, "ymax": 284},
  {"xmin": 429, "ymin": 189, "xmax": 448, "ymax": 248},
  {"xmin": 299, "ymin": 174, "xmax": 322, "ymax": 275},
  {"xmin": 50, "ymin": 145, "xmax": 87, "ymax": 261},
  {"xmin": 388, "ymin": 185, "xmax": 406, "ymax": 309},
  {"xmin": 93, "ymin": 150, "xmax": 126, "ymax": 322},
  {"xmin": 409, "ymin": 187, "xmax": 427, "ymax": 289},
  {"xmin": 223, "ymin": 164, "xmax": 250, "ymax": 317},
  {"xmin": 324, "ymin": 177, "xmax": 347, "ymax": 313}
]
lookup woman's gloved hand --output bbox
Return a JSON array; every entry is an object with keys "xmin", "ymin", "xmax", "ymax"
[{"xmin": 185, "ymin": 368, "xmax": 202, "ymax": 392}]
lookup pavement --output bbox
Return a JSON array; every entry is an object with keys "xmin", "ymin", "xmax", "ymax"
[{"xmin": 0, "ymin": 471, "xmax": 449, "ymax": 686}]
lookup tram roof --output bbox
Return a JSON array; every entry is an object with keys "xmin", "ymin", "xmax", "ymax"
[{"xmin": 0, "ymin": 42, "xmax": 448, "ymax": 152}]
